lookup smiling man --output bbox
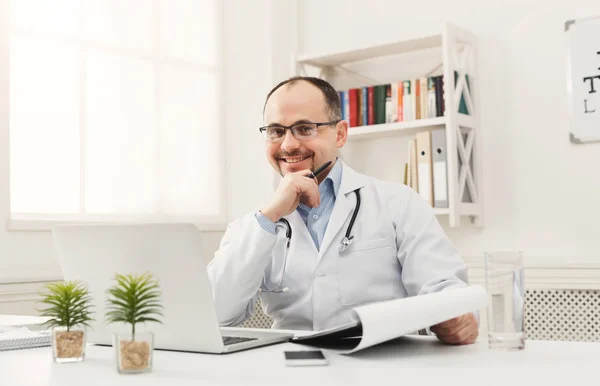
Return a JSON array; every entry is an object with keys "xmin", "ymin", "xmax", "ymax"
[{"xmin": 208, "ymin": 76, "xmax": 478, "ymax": 345}]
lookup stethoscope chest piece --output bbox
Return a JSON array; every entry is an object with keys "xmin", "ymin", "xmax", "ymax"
[{"xmin": 338, "ymin": 236, "xmax": 354, "ymax": 252}]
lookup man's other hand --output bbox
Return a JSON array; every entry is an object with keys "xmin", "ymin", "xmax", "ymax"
[{"xmin": 430, "ymin": 313, "xmax": 478, "ymax": 345}]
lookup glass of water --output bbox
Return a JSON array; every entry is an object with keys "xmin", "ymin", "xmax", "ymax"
[{"xmin": 484, "ymin": 251, "xmax": 525, "ymax": 350}]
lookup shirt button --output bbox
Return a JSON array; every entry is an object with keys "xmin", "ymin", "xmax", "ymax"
[
  {"xmin": 315, "ymin": 272, "xmax": 325, "ymax": 278},
  {"xmin": 313, "ymin": 214, "xmax": 319, "ymax": 220}
]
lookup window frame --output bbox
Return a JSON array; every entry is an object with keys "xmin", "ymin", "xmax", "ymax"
[{"xmin": 5, "ymin": 0, "xmax": 228, "ymax": 232}]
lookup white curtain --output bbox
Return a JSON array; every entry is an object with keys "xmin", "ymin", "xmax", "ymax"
[{"xmin": 9, "ymin": 0, "xmax": 222, "ymax": 220}]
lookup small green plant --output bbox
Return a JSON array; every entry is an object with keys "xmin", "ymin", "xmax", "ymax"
[
  {"xmin": 105, "ymin": 272, "xmax": 163, "ymax": 341},
  {"xmin": 38, "ymin": 281, "xmax": 94, "ymax": 331}
]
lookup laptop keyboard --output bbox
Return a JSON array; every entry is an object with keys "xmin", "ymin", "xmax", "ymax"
[{"xmin": 222, "ymin": 336, "xmax": 258, "ymax": 346}]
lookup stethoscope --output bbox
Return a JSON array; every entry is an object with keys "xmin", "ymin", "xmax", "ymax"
[{"xmin": 260, "ymin": 188, "xmax": 361, "ymax": 293}]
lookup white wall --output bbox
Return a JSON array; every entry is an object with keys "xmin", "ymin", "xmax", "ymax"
[
  {"xmin": 0, "ymin": 0, "xmax": 276, "ymax": 312},
  {"xmin": 293, "ymin": 0, "xmax": 600, "ymax": 263},
  {"xmin": 3, "ymin": 0, "xmax": 599, "ymax": 314},
  {"xmin": 223, "ymin": 0, "xmax": 276, "ymax": 220}
]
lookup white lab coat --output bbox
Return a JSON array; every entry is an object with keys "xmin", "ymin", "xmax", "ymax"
[{"xmin": 207, "ymin": 161, "xmax": 469, "ymax": 331}]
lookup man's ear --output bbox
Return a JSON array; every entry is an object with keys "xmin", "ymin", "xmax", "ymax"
[{"xmin": 335, "ymin": 120, "xmax": 348, "ymax": 148}]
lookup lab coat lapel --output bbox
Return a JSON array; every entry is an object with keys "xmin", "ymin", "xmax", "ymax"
[
  {"xmin": 318, "ymin": 162, "xmax": 365, "ymax": 258},
  {"xmin": 284, "ymin": 210, "xmax": 319, "ymax": 256}
]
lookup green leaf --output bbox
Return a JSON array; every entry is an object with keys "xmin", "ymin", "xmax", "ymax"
[
  {"xmin": 104, "ymin": 272, "xmax": 163, "ymax": 333},
  {"xmin": 36, "ymin": 281, "xmax": 95, "ymax": 328}
]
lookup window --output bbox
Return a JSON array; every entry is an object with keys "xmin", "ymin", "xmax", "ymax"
[{"xmin": 8, "ymin": 0, "xmax": 224, "ymax": 226}]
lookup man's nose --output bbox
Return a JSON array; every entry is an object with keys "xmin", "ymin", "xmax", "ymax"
[{"xmin": 280, "ymin": 129, "xmax": 301, "ymax": 151}]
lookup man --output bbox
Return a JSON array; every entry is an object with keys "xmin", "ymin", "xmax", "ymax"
[{"xmin": 208, "ymin": 76, "xmax": 478, "ymax": 345}]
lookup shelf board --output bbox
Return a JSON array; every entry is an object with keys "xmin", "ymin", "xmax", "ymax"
[
  {"xmin": 346, "ymin": 114, "xmax": 476, "ymax": 141},
  {"xmin": 347, "ymin": 117, "xmax": 446, "ymax": 140},
  {"xmin": 297, "ymin": 34, "xmax": 442, "ymax": 67}
]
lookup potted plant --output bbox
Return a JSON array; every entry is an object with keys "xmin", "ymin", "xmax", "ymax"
[
  {"xmin": 38, "ymin": 281, "xmax": 94, "ymax": 363},
  {"xmin": 105, "ymin": 272, "xmax": 163, "ymax": 374}
]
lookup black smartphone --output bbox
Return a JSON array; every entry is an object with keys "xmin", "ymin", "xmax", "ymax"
[{"xmin": 283, "ymin": 350, "xmax": 328, "ymax": 366}]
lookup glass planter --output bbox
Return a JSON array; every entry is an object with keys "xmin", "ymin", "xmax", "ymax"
[
  {"xmin": 114, "ymin": 331, "xmax": 154, "ymax": 374},
  {"xmin": 52, "ymin": 325, "xmax": 87, "ymax": 363}
]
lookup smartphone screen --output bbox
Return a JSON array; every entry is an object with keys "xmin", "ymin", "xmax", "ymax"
[{"xmin": 284, "ymin": 350, "xmax": 326, "ymax": 360}]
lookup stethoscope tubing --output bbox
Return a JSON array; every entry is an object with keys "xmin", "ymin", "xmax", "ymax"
[{"xmin": 261, "ymin": 189, "xmax": 361, "ymax": 293}]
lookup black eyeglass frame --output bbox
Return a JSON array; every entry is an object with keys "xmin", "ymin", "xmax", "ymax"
[{"xmin": 258, "ymin": 120, "xmax": 341, "ymax": 140}]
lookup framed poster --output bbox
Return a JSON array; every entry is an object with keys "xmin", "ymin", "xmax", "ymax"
[{"xmin": 565, "ymin": 16, "xmax": 600, "ymax": 144}]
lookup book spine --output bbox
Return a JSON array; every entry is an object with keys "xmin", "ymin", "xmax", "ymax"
[
  {"xmin": 362, "ymin": 87, "xmax": 368, "ymax": 126},
  {"xmin": 441, "ymin": 76, "xmax": 446, "ymax": 116},
  {"xmin": 374, "ymin": 85, "xmax": 386, "ymax": 124},
  {"xmin": 385, "ymin": 84, "xmax": 392, "ymax": 123},
  {"xmin": 349, "ymin": 88, "xmax": 358, "ymax": 127},
  {"xmin": 420, "ymin": 78, "xmax": 428, "ymax": 119},
  {"xmin": 428, "ymin": 78, "xmax": 436, "ymax": 118},
  {"xmin": 415, "ymin": 79, "xmax": 421, "ymax": 120},
  {"xmin": 435, "ymin": 76, "xmax": 443, "ymax": 117},
  {"xmin": 344, "ymin": 90, "xmax": 350, "ymax": 121},
  {"xmin": 403, "ymin": 80, "xmax": 412, "ymax": 121},
  {"xmin": 390, "ymin": 83, "xmax": 398, "ymax": 123},
  {"xmin": 367, "ymin": 86, "xmax": 374, "ymax": 125},
  {"xmin": 397, "ymin": 81, "xmax": 403, "ymax": 122},
  {"xmin": 357, "ymin": 88, "xmax": 363, "ymax": 125},
  {"xmin": 339, "ymin": 91, "xmax": 346, "ymax": 121}
]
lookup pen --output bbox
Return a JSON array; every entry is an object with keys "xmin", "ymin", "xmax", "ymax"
[{"xmin": 306, "ymin": 160, "xmax": 332, "ymax": 180}]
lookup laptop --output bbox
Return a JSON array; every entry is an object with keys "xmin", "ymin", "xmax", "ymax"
[{"xmin": 52, "ymin": 223, "xmax": 293, "ymax": 354}]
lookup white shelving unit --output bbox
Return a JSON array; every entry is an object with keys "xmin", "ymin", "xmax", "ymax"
[{"xmin": 292, "ymin": 23, "xmax": 483, "ymax": 228}]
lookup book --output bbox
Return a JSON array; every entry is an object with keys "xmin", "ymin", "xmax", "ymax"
[
  {"xmin": 389, "ymin": 83, "xmax": 398, "ymax": 123},
  {"xmin": 357, "ymin": 88, "xmax": 363, "ymax": 125},
  {"xmin": 397, "ymin": 81, "xmax": 404, "ymax": 122},
  {"xmin": 414, "ymin": 79, "xmax": 421, "ymax": 120},
  {"xmin": 339, "ymin": 91, "xmax": 346, "ymax": 121},
  {"xmin": 403, "ymin": 80, "xmax": 412, "ymax": 121},
  {"xmin": 361, "ymin": 87, "xmax": 368, "ymax": 126},
  {"xmin": 440, "ymin": 76, "xmax": 446, "ymax": 116},
  {"xmin": 348, "ymin": 88, "xmax": 358, "ymax": 127},
  {"xmin": 0, "ymin": 327, "xmax": 51, "ymax": 351},
  {"xmin": 344, "ymin": 90, "xmax": 350, "ymax": 122},
  {"xmin": 374, "ymin": 85, "xmax": 387, "ymax": 124},
  {"xmin": 367, "ymin": 87, "xmax": 374, "ymax": 125},
  {"xmin": 291, "ymin": 286, "xmax": 487, "ymax": 354},
  {"xmin": 385, "ymin": 84, "xmax": 392, "ymax": 123},
  {"xmin": 420, "ymin": 78, "xmax": 428, "ymax": 119},
  {"xmin": 427, "ymin": 77, "xmax": 437, "ymax": 118},
  {"xmin": 434, "ymin": 76, "xmax": 444, "ymax": 117}
]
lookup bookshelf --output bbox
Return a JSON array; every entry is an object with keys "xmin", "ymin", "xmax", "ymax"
[{"xmin": 292, "ymin": 23, "xmax": 483, "ymax": 228}]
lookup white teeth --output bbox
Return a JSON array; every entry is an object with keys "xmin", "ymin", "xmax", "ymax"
[{"xmin": 283, "ymin": 156, "xmax": 309, "ymax": 163}]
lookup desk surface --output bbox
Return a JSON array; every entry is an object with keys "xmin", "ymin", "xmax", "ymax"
[{"xmin": 0, "ymin": 335, "xmax": 598, "ymax": 386}]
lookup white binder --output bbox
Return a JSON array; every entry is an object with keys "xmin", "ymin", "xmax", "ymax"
[
  {"xmin": 431, "ymin": 129, "xmax": 448, "ymax": 208},
  {"xmin": 416, "ymin": 131, "xmax": 434, "ymax": 206}
]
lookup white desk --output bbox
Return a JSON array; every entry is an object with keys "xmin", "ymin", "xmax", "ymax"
[{"xmin": 0, "ymin": 335, "xmax": 598, "ymax": 386}]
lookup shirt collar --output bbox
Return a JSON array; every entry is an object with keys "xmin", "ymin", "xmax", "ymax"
[
  {"xmin": 324, "ymin": 157, "xmax": 342, "ymax": 198},
  {"xmin": 296, "ymin": 158, "xmax": 343, "ymax": 213}
]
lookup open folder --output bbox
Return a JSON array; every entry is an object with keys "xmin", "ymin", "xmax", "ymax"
[{"xmin": 292, "ymin": 285, "xmax": 487, "ymax": 354}]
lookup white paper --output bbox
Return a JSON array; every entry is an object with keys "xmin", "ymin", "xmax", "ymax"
[{"xmin": 293, "ymin": 286, "xmax": 487, "ymax": 354}]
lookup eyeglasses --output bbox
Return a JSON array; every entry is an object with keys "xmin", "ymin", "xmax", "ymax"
[{"xmin": 258, "ymin": 121, "xmax": 340, "ymax": 142}]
